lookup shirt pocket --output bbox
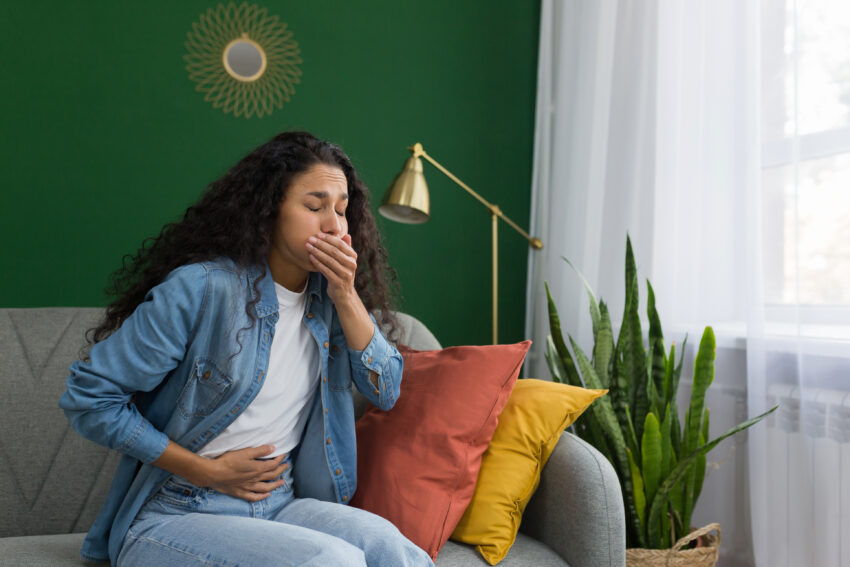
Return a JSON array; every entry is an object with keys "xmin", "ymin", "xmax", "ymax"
[
  {"xmin": 327, "ymin": 334, "xmax": 353, "ymax": 391},
  {"xmin": 177, "ymin": 357, "xmax": 232, "ymax": 418}
]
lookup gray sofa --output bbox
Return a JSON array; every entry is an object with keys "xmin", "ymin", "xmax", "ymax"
[{"xmin": 0, "ymin": 308, "xmax": 625, "ymax": 567}]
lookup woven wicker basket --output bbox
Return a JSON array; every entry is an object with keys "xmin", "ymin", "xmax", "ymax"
[{"xmin": 626, "ymin": 523, "xmax": 721, "ymax": 567}]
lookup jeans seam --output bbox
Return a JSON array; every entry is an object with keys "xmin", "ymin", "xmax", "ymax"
[{"xmin": 124, "ymin": 531, "xmax": 235, "ymax": 567}]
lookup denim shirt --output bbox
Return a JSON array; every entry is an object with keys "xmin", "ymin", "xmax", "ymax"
[{"xmin": 58, "ymin": 258, "xmax": 403, "ymax": 564}]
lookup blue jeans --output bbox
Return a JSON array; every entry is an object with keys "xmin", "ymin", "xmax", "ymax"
[{"xmin": 118, "ymin": 456, "xmax": 433, "ymax": 567}]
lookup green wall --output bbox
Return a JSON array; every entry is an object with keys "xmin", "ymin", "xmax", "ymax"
[{"xmin": 0, "ymin": 1, "xmax": 540, "ymax": 348}]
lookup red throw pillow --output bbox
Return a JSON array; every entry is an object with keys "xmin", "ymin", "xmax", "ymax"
[{"xmin": 351, "ymin": 340, "xmax": 532, "ymax": 560}]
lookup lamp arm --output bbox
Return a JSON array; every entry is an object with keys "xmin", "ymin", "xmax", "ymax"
[{"xmin": 414, "ymin": 145, "xmax": 543, "ymax": 250}]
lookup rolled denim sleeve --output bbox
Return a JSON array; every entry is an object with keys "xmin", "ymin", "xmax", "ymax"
[
  {"xmin": 59, "ymin": 263, "xmax": 209, "ymax": 464},
  {"xmin": 348, "ymin": 313, "xmax": 402, "ymax": 411}
]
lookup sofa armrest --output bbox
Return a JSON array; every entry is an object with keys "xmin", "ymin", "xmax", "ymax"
[{"xmin": 519, "ymin": 431, "xmax": 626, "ymax": 567}]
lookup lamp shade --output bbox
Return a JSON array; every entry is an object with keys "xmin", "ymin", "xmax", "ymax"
[{"xmin": 379, "ymin": 155, "xmax": 430, "ymax": 224}]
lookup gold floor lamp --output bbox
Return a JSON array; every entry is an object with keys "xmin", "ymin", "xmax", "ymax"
[{"xmin": 379, "ymin": 143, "xmax": 544, "ymax": 345}]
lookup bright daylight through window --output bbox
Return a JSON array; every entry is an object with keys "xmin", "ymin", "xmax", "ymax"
[{"xmin": 761, "ymin": 0, "xmax": 850, "ymax": 334}]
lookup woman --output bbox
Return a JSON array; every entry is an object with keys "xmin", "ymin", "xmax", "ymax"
[{"xmin": 59, "ymin": 131, "xmax": 433, "ymax": 567}]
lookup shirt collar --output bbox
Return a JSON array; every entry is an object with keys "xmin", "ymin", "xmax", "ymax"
[{"xmin": 250, "ymin": 262, "xmax": 324, "ymax": 318}]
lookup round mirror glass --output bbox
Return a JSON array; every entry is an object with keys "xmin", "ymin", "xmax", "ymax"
[{"xmin": 223, "ymin": 38, "xmax": 266, "ymax": 81}]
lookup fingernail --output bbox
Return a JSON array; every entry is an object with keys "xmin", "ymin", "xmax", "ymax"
[{"xmin": 308, "ymin": 236, "xmax": 317, "ymax": 243}]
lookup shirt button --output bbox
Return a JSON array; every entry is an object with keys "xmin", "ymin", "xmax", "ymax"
[
  {"xmin": 324, "ymin": 408, "xmax": 329, "ymax": 414},
  {"xmin": 324, "ymin": 341, "xmax": 329, "ymax": 349},
  {"xmin": 326, "ymin": 437, "xmax": 331, "ymax": 444},
  {"xmin": 373, "ymin": 389, "xmax": 380, "ymax": 396},
  {"xmin": 367, "ymin": 357, "xmax": 373, "ymax": 364},
  {"xmin": 342, "ymin": 495, "xmax": 348, "ymax": 502},
  {"xmin": 335, "ymin": 468, "xmax": 341, "ymax": 475},
  {"xmin": 307, "ymin": 312, "xmax": 314, "ymax": 319},
  {"xmin": 323, "ymin": 376, "xmax": 327, "ymax": 383},
  {"xmin": 202, "ymin": 370, "xmax": 211, "ymax": 380}
]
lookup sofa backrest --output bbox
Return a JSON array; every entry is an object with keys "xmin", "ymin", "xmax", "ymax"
[{"xmin": 0, "ymin": 307, "xmax": 439, "ymax": 538}]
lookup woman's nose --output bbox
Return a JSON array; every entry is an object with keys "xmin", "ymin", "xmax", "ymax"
[{"xmin": 321, "ymin": 211, "xmax": 343, "ymax": 235}]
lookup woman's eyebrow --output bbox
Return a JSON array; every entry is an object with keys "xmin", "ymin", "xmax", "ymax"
[{"xmin": 304, "ymin": 191, "xmax": 349, "ymax": 200}]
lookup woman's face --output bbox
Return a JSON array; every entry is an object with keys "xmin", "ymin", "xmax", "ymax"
[{"xmin": 267, "ymin": 163, "xmax": 349, "ymax": 290}]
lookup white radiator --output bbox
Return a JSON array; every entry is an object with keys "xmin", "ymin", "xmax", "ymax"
[{"xmin": 764, "ymin": 383, "xmax": 850, "ymax": 567}]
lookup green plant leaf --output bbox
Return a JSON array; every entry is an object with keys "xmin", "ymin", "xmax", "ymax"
[
  {"xmin": 646, "ymin": 369, "xmax": 662, "ymax": 420},
  {"xmin": 561, "ymin": 255, "xmax": 601, "ymax": 337},
  {"xmin": 693, "ymin": 408, "xmax": 709, "ymax": 507},
  {"xmin": 663, "ymin": 342, "xmax": 675, "ymax": 409},
  {"xmin": 611, "ymin": 347, "xmax": 631, "ymax": 450},
  {"xmin": 620, "ymin": 236, "xmax": 649, "ymax": 443},
  {"xmin": 545, "ymin": 281, "xmax": 583, "ymax": 387},
  {"xmin": 646, "ymin": 406, "xmax": 778, "ymax": 544},
  {"xmin": 667, "ymin": 447, "xmax": 684, "ymax": 537},
  {"xmin": 584, "ymin": 411, "xmax": 614, "ymax": 464},
  {"xmin": 544, "ymin": 335, "xmax": 567, "ymax": 384},
  {"xmin": 661, "ymin": 506, "xmax": 672, "ymax": 549},
  {"xmin": 647, "ymin": 280, "xmax": 667, "ymax": 400},
  {"xmin": 685, "ymin": 328, "xmax": 715, "ymax": 454},
  {"xmin": 622, "ymin": 402, "xmax": 642, "ymax": 462},
  {"xmin": 659, "ymin": 405, "xmax": 673, "ymax": 549},
  {"xmin": 672, "ymin": 334, "xmax": 688, "ymax": 401},
  {"xmin": 670, "ymin": 398, "xmax": 682, "ymax": 458},
  {"xmin": 660, "ymin": 405, "xmax": 673, "ymax": 481},
  {"xmin": 681, "ymin": 444, "xmax": 697, "ymax": 542},
  {"xmin": 641, "ymin": 412, "xmax": 662, "ymax": 547},
  {"xmin": 628, "ymin": 448, "xmax": 647, "ymax": 531},
  {"xmin": 569, "ymin": 335, "xmax": 646, "ymax": 547},
  {"xmin": 593, "ymin": 301, "xmax": 615, "ymax": 388}
]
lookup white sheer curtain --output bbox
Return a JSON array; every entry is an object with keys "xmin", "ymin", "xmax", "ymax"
[{"xmin": 525, "ymin": 1, "xmax": 850, "ymax": 565}]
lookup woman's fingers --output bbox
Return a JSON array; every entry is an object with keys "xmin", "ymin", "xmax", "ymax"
[
  {"xmin": 231, "ymin": 487, "xmax": 272, "ymax": 502},
  {"xmin": 211, "ymin": 448, "xmax": 287, "ymax": 484},
  {"xmin": 309, "ymin": 248, "xmax": 356, "ymax": 282},
  {"xmin": 219, "ymin": 478, "xmax": 285, "ymax": 501},
  {"xmin": 315, "ymin": 233, "xmax": 357, "ymax": 261},
  {"xmin": 309, "ymin": 253, "xmax": 342, "ymax": 284},
  {"xmin": 307, "ymin": 235, "xmax": 357, "ymax": 279},
  {"xmin": 243, "ymin": 479, "xmax": 286, "ymax": 493},
  {"xmin": 256, "ymin": 461, "xmax": 289, "ymax": 481},
  {"xmin": 242, "ymin": 444, "xmax": 277, "ymax": 459}
]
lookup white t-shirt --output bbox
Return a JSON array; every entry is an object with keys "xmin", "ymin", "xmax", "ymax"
[{"xmin": 198, "ymin": 278, "xmax": 321, "ymax": 458}]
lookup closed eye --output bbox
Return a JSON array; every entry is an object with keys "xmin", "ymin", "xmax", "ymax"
[{"xmin": 306, "ymin": 205, "xmax": 346, "ymax": 217}]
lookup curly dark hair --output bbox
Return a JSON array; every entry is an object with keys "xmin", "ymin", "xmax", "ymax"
[{"xmin": 86, "ymin": 131, "xmax": 403, "ymax": 354}]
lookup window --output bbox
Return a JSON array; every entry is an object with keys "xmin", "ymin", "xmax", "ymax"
[{"xmin": 761, "ymin": 0, "xmax": 850, "ymax": 334}]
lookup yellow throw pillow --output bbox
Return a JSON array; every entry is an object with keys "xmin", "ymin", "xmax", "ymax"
[{"xmin": 450, "ymin": 379, "xmax": 607, "ymax": 565}]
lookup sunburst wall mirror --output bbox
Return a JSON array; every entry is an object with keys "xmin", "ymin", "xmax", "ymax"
[{"xmin": 184, "ymin": 2, "xmax": 302, "ymax": 119}]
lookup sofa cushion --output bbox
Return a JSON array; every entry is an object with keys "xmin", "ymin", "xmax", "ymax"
[
  {"xmin": 0, "ymin": 533, "xmax": 99, "ymax": 567},
  {"xmin": 451, "ymin": 379, "xmax": 606, "ymax": 564},
  {"xmin": 351, "ymin": 341, "xmax": 531, "ymax": 559},
  {"xmin": 436, "ymin": 535, "xmax": 569, "ymax": 567},
  {"xmin": 0, "ymin": 308, "xmax": 119, "ymax": 539},
  {"xmin": 0, "ymin": 532, "xmax": 568, "ymax": 567}
]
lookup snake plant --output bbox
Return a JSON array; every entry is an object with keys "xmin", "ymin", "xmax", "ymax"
[{"xmin": 544, "ymin": 235, "xmax": 776, "ymax": 549}]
